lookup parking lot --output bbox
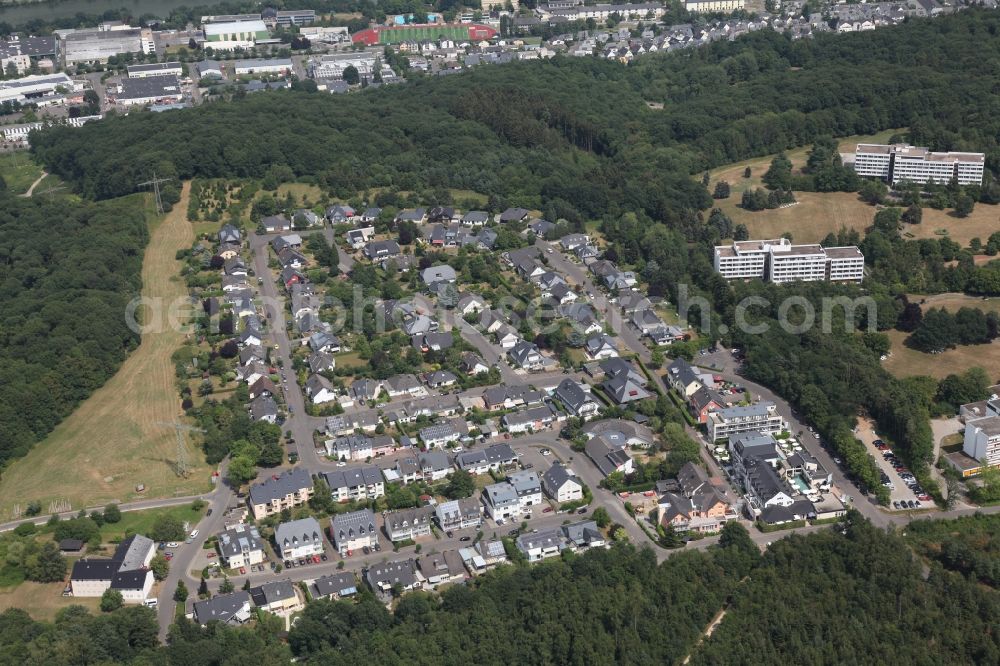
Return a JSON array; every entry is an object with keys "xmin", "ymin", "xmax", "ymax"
[{"xmin": 855, "ymin": 418, "xmax": 931, "ymax": 510}]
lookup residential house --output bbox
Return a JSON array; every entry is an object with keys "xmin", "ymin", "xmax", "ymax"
[
  {"xmin": 454, "ymin": 443, "xmax": 518, "ymax": 475},
  {"xmin": 395, "ymin": 208, "xmax": 427, "ymax": 225},
  {"xmin": 559, "ymin": 303, "xmax": 603, "ymax": 335},
  {"xmin": 366, "ymin": 558, "xmax": 421, "ymax": 596},
  {"xmin": 502, "ymin": 403, "xmax": 563, "ymax": 434},
  {"xmin": 584, "ymin": 334, "xmax": 619, "ymax": 360},
  {"xmin": 261, "ymin": 214, "xmax": 291, "ymax": 233},
  {"xmin": 516, "ymin": 528, "xmax": 564, "ymax": 562},
  {"xmin": 360, "ymin": 207, "xmax": 381, "ymax": 223},
  {"xmin": 364, "ymin": 240, "xmax": 400, "ymax": 261},
  {"xmin": 271, "ymin": 234, "xmax": 302, "ymax": 253},
  {"xmin": 424, "ymin": 369, "xmax": 458, "ymax": 389},
  {"xmin": 417, "ymin": 551, "xmax": 467, "ymax": 588},
  {"xmin": 689, "ymin": 387, "xmax": 723, "ymax": 424},
  {"xmin": 218, "ymin": 224, "xmax": 241, "ymax": 245},
  {"xmin": 418, "ymin": 451, "xmax": 452, "ymax": 481},
  {"xmin": 330, "ymin": 509, "xmax": 379, "ymax": 555},
  {"xmin": 324, "ymin": 466, "xmax": 385, "ymax": 501},
  {"xmin": 350, "ymin": 378, "xmax": 384, "ymax": 403},
  {"xmin": 575, "ymin": 244, "xmax": 600, "ymax": 261},
  {"xmin": 217, "ymin": 524, "xmax": 265, "ymax": 569},
  {"xmin": 542, "ymin": 463, "xmax": 583, "ymax": 503},
  {"xmin": 666, "ymin": 358, "xmax": 703, "ymax": 397},
  {"xmin": 385, "ymin": 373, "xmax": 428, "ymax": 399},
  {"xmin": 308, "ymin": 331, "xmax": 341, "ymax": 354},
  {"xmin": 435, "ymin": 497, "xmax": 482, "ymax": 531},
  {"xmin": 69, "ymin": 535, "xmax": 156, "ymax": 603},
  {"xmin": 193, "ymin": 591, "xmax": 253, "ymax": 626},
  {"xmin": 582, "ymin": 419, "xmax": 655, "ymax": 449},
  {"xmin": 223, "ymin": 256, "xmax": 247, "ymax": 276},
  {"xmin": 497, "ymin": 207, "xmax": 530, "ymax": 224},
  {"xmin": 585, "ymin": 437, "xmax": 634, "ymax": 477},
  {"xmin": 249, "ymin": 395, "xmax": 279, "ymax": 423},
  {"xmin": 274, "ymin": 517, "xmax": 325, "ymax": 560},
  {"xmin": 250, "ymin": 580, "xmax": 301, "ymax": 616},
  {"xmin": 308, "ymin": 351, "xmax": 336, "ymax": 374},
  {"xmin": 461, "ymin": 352, "xmax": 490, "ymax": 375},
  {"xmin": 248, "ymin": 377, "xmax": 277, "ymax": 400},
  {"xmin": 482, "ymin": 384, "xmax": 544, "ymax": 411},
  {"xmin": 527, "ymin": 218, "xmax": 555, "ymax": 237},
  {"xmin": 559, "ymin": 233, "xmax": 591, "ymax": 251},
  {"xmin": 346, "ymin": 226, "xmax": 375, "ymax": 249},
  {"xmin": 482, "ymin": 482, "xmax": 522, "ymax": 521},
  {"xmin": 391, "ymin": 456, "xmax": 422, "ymax": 485},
  {"xmin": 325, "ymin": 204, "xmax": 356, "ymax": 223},
  {"xmin": 507, "ymin": 470, "xmax": 543, "ymax": 509},
  {"xmin": 305, "ymin": 373, "xmax": 339, "ymax": 405},
  {"xmin": 383, "ymin": 506, "xmax": 434, "ymax": 542},
  {"xmin": 421, "ymin": 264, "xmax": 458, "ymax": 288},
  {"xmin": 600, "ymin": 358, "xmax": 651, "ymax": 404},
  {"xmin": 325, "ymin": 434, "xmax": 374, "ymax": 461},
  {"xmin": 456, "ymin": 293, "xmax": 487, "ymax": 316},
  {"xmin": 412, "ymin": 331, "xmax": 454, "ymax": 352},
  {"xmin": 461, "ymin": 539, "xmax": 507, "ymax": 574},
  {"xmin": 248, "ymin": 468, "xmax": 313, "ymax": 519},
  {"xmin": 658, "ymin": 463, "xmax": 735, "ymax": 534},
  {"xmin": 618, "ymin": 289, "xmax": 651, "ymax": 314},
  {"xmin": 460, "ymin": 210, "xmax": 489, "ymax": 226},
  {"xmin": 292, "ymin": 209, "xmax": 321, "ymax": 228},
  {"xmin": 553, "ymin": 378, "xmax": 600, "ymax": 418},
  {"xmin": 311, "ymin": 573, "xmax": 359, "ymax": 601},
  {"xmin": 478, "ymin": 308, "xmax": 508, "ymax": 333},
  {"xmin": 562, "ymin": 520, "xmax": 606, "ymax": 551},
  {"xmin": 508, "ymin": 339, "xmax": 546, "ymax": 371},
  {"xmin": 494, "ymin": 325, "xmax": 521, "ymax": 350},
  {"xmin": 419, "ymin": 421, "xmax": 462, "ymax": 449}
]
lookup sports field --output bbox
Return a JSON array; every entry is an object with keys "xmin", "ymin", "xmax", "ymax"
[
  {"xmin": 0, "ymin": 183, "xmax": 211, "ymax": 518},
  {"xmin": 380, "ymin": 25, "xmax": 468, "ymax": 43}
]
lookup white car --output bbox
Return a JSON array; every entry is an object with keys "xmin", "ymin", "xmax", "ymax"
[
  {"xmin": 189, "ymin": 529, "xmax": 199, "ymax": 539},
  {"xmin": 337, "ymin": 461, "xmax": 347, "ymax": 467},
  {"xmin": 540, "ymin": 449, "xmax": 551, "ymax": 456},
  {"xmin": 166, "ymin": 542, "xmax": 180, "ymax": 548}
]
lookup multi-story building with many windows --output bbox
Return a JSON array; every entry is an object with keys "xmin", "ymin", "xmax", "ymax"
[
  {"xmin": 714, "ymin": 239, "xmax": 864, "ymax": 284},
  {"xmin": 849, "ymin": 143, "xmax": 984, "ymax": 186},
  {"xmin": 707, "ymin": 402, "xmax": 784, "ymax": 442},
  {"xmin": 964, "ymin": 415, "xmax": 1000, "ymax": 471}
]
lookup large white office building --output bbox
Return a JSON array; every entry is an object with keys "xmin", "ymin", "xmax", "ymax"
[
  {"xmin": 714, "ymin": 239, "xmax": 864, "ymax": 284},
  {"xmin": 849, "ymin": 143, "xmax": 985, "ymax": 186}
]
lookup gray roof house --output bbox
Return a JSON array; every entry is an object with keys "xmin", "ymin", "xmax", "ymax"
[
  {"xmin": 274, "ymin": 517, "xmax": 324, "ymax": 559},
  {"xmin": 193, "ymin": 591, "xmax": 252, "ymax": 626},
  {"xmin": 366, "ymin": 558, "xmax": 421, "ymax": 595},
  {"xmin": 311, "ymin": 573, "xmax": 358, "ymax": 600},
  {"xmin": 421, "ymin": 264, "xmax": 458, "ymax": 287},
  {"xmin": 553, "ymin": 378, "xmax": 600, "ymax": 417}
]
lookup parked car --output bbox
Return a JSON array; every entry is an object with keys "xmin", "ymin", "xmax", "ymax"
[
  {"xmin": 239, "ymin": 567, "xmax": 246, "ymax": 575},
  {"xmin": 459, "ymin": 536, "xmax": 471, "ymax": 542},
  {"xmin": 446, "ymin": 531, "xmax": 454, "ymax": 538},
  {"xmin": 543, "ymin": 507, "xmax": 553, "ymax": 513},
  {"xmin": 207, "ymin": 552, "xmax": 216, "ymax": 558}
]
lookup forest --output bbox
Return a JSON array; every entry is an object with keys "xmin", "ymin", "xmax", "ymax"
[
  {"xmin": 0, "ymin": 189, "xmax": 148, "ymax": 467},
  {"xmin": 28, "ymin": 11, "xmax": 1000, "ymax": 223},
  {"xmin": 0, "ymin": 516, "xmax": 996, "ymax": 664}
]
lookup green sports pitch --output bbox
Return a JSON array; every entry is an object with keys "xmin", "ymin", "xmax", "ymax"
[{"xmin": 379, "ymin": 25, "xmax": 469, "ymax": 44}]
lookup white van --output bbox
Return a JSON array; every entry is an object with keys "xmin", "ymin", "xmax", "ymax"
[{"xmin": 143, "ymin": 598, "xmax": 158, "ymax": 608}]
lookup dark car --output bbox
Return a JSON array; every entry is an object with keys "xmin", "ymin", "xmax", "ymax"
[
  {"xmin": 446, "ymin": 531, "xmax": 454, "ymax": 538},
  {"xmin": 459, "ymin": 536, "xmax": 471, "ymax": 542},
  {"xmin": 298, "ymin": 558, "xmax": 306, "ymax": 566},
  {"xmin": 321, "ymin": 553, "xmax": 328, "ymax": 561},
  {"xmin": 508, "ymin": 529, "xmax": 520, "ymax": 536},
  {"xmin": 363, "ymin": 546, "xmax": 370, "ymax": 555},
  {"xmin": 206, "ymin": 508, "xmax": 213, "ymax": 516},
  {"xmin": 577, "ymin": 507, "xmax": 588, "ymax": 514}
]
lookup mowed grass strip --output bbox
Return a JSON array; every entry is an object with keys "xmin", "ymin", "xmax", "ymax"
[{"xmin": 0, "ymin": 183, "xmax": 211, "ymax": 518}]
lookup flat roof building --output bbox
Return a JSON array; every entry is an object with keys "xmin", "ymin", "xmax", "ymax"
[
  {"xmin": 63, "ymin": 28, "xmax": 144, "ymax": 65},
  {"xmin": 849, "ymin": 143, "xmax": 984, "ymax": 186},
  {"xmin": 0, "ymin": 72, "xmax": 73, "ymax": 104},
  {"xmin": 203, "ymin": 20, "xmax": 269, "ymax": 50},
  {"xmin": 714, "ymin": 238, "xmax": 863, "ymax": 284},
  {"xmin": 127, "ymin": 61, "xmax": 182, "ymax": 78}
]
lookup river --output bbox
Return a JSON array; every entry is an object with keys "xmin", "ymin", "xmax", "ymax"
[{"xmin": 0, "ymin": 0, "xmax": 211, "ymax": 26}]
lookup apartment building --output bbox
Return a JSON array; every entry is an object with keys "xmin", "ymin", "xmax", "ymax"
[
  {"xmin": 714, "ymin": 238, "xmax": 864, "ymax": 284},
  {"xmin": 323, "ymin": 466, "xmax": 385, "ymax": 502},
  {"xmin": 707, "ymin": 402, "xmax": 783, "ymax": 442},
  {"xmin": 964, "ymin": 415, "xmax": 1000, "ymax": 470},
  {"xmin": 685, "ymin": 0, "xmax": 745, "ymax": 12},
  {"xmin": 850, "ymin": 143, "xmax": 984, "ymax": 186},
  {"xmin": 248, "ymin": 468, "xmax": 313, "ymax": 519}
]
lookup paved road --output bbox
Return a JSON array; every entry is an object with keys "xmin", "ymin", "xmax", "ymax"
[
  {"xmin": 155, "ymin": 470, "xmax": 236, "ymax": 640},
  {"xmin": 0, "ymin": 494, "xmax": 211, "ymax": 533},
  {"xmin": 696, "ymin": 349, "xmax": 894, "ymax": 529}
]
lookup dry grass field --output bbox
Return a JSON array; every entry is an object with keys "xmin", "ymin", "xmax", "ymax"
[
  {"xmin": 707, "ymin": 129, "xmax": 1000, "ymax": 245},
  {"xmin": 883, "ymin": 329, "xmax": 1000, "ymax": 381},
  {"xmin": 0, "ymin": 184, "xmax": 211, "ymax": 519},
  {"xmin": 0, "ymin": 580, "xmax": 101, "ymax": 621}
]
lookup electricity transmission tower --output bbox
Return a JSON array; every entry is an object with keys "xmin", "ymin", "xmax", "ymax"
[
  {"xmin": 139, "ymin": 172, "xmax": 173, "ymax": 214},
  {"xmin": 155, "ymin": 421, "xmax": 205, "ymax": 477}
]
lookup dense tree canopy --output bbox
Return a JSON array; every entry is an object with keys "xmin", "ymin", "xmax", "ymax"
[{"xmin": 0, "ymin": 191, "xmax": 148, "ymax": 466}]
